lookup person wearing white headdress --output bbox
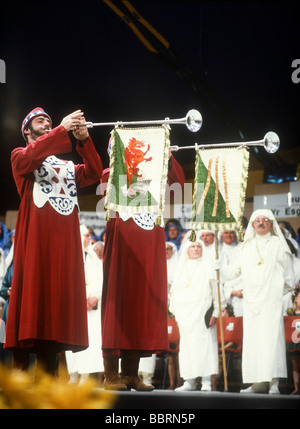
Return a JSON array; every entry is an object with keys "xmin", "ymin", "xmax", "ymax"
[
  {"xmin": 219, "ymin": 230, "xmax": 243, "ymax": 317},
  {"xmin": 179, "ymin": 230, "xmax": 201, "ymax": 255},
  {"xmin": 169, "ymin": 239, "xmax": 223, "ymax": 391},
  {"xmin": 200, "ymin": 230, "xmax": 215, "ymax": 261},
  {"xmin": 179, "ymin": 230, "xmax": 215, "ymax": 259},
  {"xmin": 219, "ymin": 209, "xmax": 294, "ymax": 394},
  {"xmin": 166, "ymin": 242, "xmax": 179, "ymax": 291}
]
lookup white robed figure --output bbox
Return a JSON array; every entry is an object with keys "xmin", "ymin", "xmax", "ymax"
[
  {"xmin": 166, "ymin": 241, "xmax": 179, "ymax": 288},
  {"xmin": 220, "ymin": 209, "xmax": 294, "ymax": 393},
  {"xmin": 219, "ymin": 230, "xmax": 243, "ymax": 316},
  {"xmin": 76, "ymin": 241, "xmax": 104, "ymax": 378},
  {"xmin": 166, "ymin": 241, "xmax": 179, "ymax": 305},
  {"xmin": 66, "ymin": 225, "xmax": 104, "ymax": 382},
  {"xmin": 169, "ymin": 239, "xmax": 221, "ymax": 391}
]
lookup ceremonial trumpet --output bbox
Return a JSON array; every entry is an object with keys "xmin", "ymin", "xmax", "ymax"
[
  {"xmin": 170, "ymin": 131, "xmax": 280, "ymax": 154},
  {"xmin": 74, "ymin": 109, "xmax": 203, "ymax": 132}
]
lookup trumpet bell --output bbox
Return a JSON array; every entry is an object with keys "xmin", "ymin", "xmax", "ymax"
[
  {"xmin": 186, "ymin": 109, "xmax": 203, "ymax": 132},
  {"xmin": 263, "ymin": 131, "xmax": 280, "ymax": 153}
]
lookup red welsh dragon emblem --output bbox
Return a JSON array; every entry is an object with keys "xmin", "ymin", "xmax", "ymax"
[{"xmin": 124, "ymin": 137, "xmax": 152, "ymax": 189}]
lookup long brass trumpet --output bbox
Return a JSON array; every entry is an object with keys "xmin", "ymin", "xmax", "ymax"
[
  {"xmin": 75, "ymin": 109, "xmax": 202, "ymax": 132},
  {"xmin": 170, "ymin": 131, "xmax": 280, "ymax": 154}
]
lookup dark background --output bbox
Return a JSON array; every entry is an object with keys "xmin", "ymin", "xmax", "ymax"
[{"xmin": 0, "ymin": 0, "xmax": 299, "ymax": 215}]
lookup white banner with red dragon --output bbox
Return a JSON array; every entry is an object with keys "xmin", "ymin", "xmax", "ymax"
[{"xmin": 105, "ymin": 126, "xmax": 170, "ymax": 221}]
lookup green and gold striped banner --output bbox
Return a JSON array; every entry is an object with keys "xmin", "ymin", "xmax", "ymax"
[{"xmin": 191, "ymin": 147, "xmax": 249, "ymax": 232}]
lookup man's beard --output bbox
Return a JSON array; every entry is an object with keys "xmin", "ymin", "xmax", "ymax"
[{"xmin": 29, "ymin": 125, "xmax": 50, "ymax": 141}]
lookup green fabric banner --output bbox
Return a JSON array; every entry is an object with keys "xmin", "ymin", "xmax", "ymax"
[
  {"xmin": 191, "ymin": 147, "xmax": 249, "ymax": 231},
  {"xmin": 105, "ymin": 126, "xmax": 170, "ymax": 220}
]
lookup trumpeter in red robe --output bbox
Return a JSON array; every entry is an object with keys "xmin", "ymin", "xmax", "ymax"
[{"xmin": 5, "ymin": 108, "xmax": 102, "ymax": 367}]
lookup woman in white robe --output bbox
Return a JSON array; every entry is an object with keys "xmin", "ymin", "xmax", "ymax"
[{"xmin": 169, "ymin": 239, "xmax": 220, "ymax": 391}]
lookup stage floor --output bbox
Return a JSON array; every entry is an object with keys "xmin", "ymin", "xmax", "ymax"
[{"xmin": 109, "ymin": 388, "xmax": 299, "ymax": 409}]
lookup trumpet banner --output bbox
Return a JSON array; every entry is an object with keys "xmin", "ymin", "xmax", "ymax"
[
  {"xmin": 191, "ymin": 147, "xmax": 249, "ymax": 231},
  {"xmin": 105, "ymin": 126, "xmax": 170, "ymax": 219}
]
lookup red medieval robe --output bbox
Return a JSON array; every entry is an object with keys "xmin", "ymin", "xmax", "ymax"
[
  {"xmin": 101, "ymin": 156, "xmax": 185, "ymax": 356},
  {"xmin": 5, "ymin": 126, "xmax": 102, "ymax": 353}
]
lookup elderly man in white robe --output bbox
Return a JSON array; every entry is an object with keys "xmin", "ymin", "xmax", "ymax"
[
  {"xmin": 169, "ymin": 239, "xmax": 222, "ymax": 391},
  {"xmin": 220, "ymin": 209, "xmax": 294, "ymax": 394}
]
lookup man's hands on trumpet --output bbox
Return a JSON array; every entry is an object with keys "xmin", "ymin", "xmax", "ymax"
[{"xmin": 60, "ymin": 109, "xmax": 89, "ymax": 141}]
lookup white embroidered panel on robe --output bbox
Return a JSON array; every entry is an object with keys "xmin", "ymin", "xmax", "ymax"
[
  {"xmin": 132, "ymin": 213, "xmax": 155, "ymax": 230},
  {"xmin": 33, "ymin": 156, "xmax": 79, "ymax": 215}
]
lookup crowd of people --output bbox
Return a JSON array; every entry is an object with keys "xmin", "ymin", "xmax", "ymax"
[
  {"xmin": 0, "ymin": 106, "xmax": 299, "ymax": 399},
  {"xmin": 1, "ymin": 213, "xmax": 300, "ymax": 394},
  {"xmin": 166, "ymin": 215, "xmax": 300, "ymax": 395}
]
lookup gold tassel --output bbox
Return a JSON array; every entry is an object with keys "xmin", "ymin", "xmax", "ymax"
[
  {"xmin": 189, "ymin": 230, "xmax": 196, "ymax": 242},
  {"xmin": 238, "ymin": 225, "xmax": 244, "ymax": 242},
  {"xmin": 155, "ymin": 215, "xmax": 161, "ymax": 226},
  {"xmin": 105, "ymin": 210, "xmax": 110, "ymax": 222}
]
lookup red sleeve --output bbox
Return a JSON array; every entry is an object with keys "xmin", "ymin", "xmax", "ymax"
[
  {"xmin": 99, "ymin": 168, "xmax": 110, "ymax": 196},
  {"xmin": 74, "ymin": 137, "xmax": 103, "ymax": 188},
  {"xmin": 11, "ymin": 126, "xmax": 72, "ymax": 178},
  {"xmin": 167, "ymin": 155, "xmax": 185, "ymax": 187}
]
